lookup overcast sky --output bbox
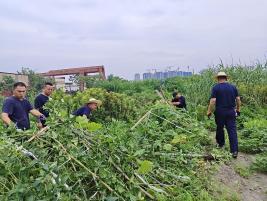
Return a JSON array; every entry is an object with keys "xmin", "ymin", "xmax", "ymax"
[{"xmin": 0, "ymin": 0, "xmax": 267, "ymax": 79}]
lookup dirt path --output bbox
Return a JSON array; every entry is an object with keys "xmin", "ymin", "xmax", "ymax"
[{"xmin": 213, "ymin": 153, "xmax": 267, "ymax": 201}]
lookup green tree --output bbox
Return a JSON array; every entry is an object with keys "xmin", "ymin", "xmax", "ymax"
[
  {"xmin": 18, "ymin": 67, "xmax": 54, "ymax": 92},
  {"xmin": 0, "ymin": 75, "xmax": 15, "ymax": 92}
]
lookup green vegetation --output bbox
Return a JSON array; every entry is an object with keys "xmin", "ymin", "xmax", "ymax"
[
  {"xmin": 0, "ymin": 75, "xmax": 15, "ymax": 93},
  {"xmin": 18, "ymin": 67, "xmax": 55, "ymax": 92},
  {"xmin": 0, "ymin": 63, "xmax": 266, "ymax": 200},
  {"xmin": 233, "ymin": 164, "xmax": 252, "ymax": 178},
  {"xmin": 252, "ymin": 153, "xmax": 267, "ymax": 173}
]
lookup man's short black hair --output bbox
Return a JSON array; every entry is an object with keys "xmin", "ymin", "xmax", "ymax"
[
  {"xmin": 44, "ymin": 82, "xmax": 53, "ymax": 87},
  {"xmin": 13, "ymin": 82, "xmax": 27, "ymax": 89},
  {"xmin": 172, "ymin": 92, "xmax": 178, "ymax": 98}
]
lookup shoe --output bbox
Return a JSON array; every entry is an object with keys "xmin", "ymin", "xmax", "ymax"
[{"xmin": 232, "ymin": 151, "xmax": 238, "ymax": 158}]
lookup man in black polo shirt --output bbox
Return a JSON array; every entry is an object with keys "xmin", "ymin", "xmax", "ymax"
[
  {"xmin": 34, "ymin": 82, "xmax": 54, "ymax": 128},
  {"xmin": 207, "ymin": 72, "xmax": 241, "ymax": 158},
  {"xmin": 72, "ymin": 98, "xmax": 102, "ymax": 119},
  {"xmin": 171, "ymin": 92, "xmax": 187, "ymax": 109},
  {"xmin": 1, "ymin": 82, "xmax": 45, "ymax": 130}
]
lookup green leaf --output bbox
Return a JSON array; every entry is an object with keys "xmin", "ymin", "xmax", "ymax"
[
  {"xmin": 134, "ymin": 149, "xmax": 146, "ymax": 156},
  {"xmin": 138, "ymin": 160, "xmax": 153, "ymax": 174},
  {"xmin": 33, "ymin": 178, "xmax": 42, "ymax": 187},
  {"xmin": 42, "ymin": 164, "xmax": 49, "ymax": 171},
  {"xmin": 163, "ymin": 144, "xmax": 172, "ymax": 151},
  {"xmin": 105, "ymin": 196, "xmax": 119, "ymax": 201},
  {"xmin": 116, "ymin": 185, "xmax": 125, "ymax": 193},
  {"xmin": 87, "ymin": 122, "xmax": 102, "ymax": 132},
  {"xmin": 171, "ymin": 135, "xmax": 187, "ymax": 144}
]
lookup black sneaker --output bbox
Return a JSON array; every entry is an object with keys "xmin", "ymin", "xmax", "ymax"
[{"xmin": 232, "ymin": 152, "xmax": 238, "ymax": 158}]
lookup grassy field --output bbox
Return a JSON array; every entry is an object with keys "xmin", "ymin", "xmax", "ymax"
[{"xmin": 0, "ymin": 63, "xmax": 266, "ymax": 200}]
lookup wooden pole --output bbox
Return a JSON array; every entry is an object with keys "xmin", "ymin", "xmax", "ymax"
[
  {"xmin": 27, "ymin": 126, "xmax": 49, "ymax": 142},
  {"xmin": 130, "ymin": 110, "xmax": 152, "ymax": 131}
]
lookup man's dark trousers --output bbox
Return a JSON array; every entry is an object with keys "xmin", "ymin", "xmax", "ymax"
[{"xmin": 215, "ymin": 109, "xmax": 238, "ymax": 153}]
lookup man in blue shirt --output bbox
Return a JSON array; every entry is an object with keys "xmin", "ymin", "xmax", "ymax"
[
  {"xmin": 171, "ymin": 92, "xmax": 187, "ymax": 109},
  {"xmin": 207, "ymin": 72, "xmax": 241, "ymax": 158},
  {"xmin": 34, "ymin": 82, "xmax": 54, "ymax": 128},
  {"xmin": 72, "ymin": 98, "xmax": 102, "ymax": 119},
  {"xmin": 1, "ymin": 82, "xmax": 45, "ymax": 130}
]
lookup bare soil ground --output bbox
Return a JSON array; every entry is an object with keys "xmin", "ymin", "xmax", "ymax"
[{"xmin": 213, "ymin": 152, "xmax": 267, "ymax": 201}]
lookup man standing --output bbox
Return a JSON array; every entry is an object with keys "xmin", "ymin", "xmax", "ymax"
[
  {"xmin": 1, "ymin": 82, "xmax": 45, "ymax": 130},
  {"xmin": 72, "ymin": 98, "xmax": 102, "ymax": 119},
  {"xmin": 34, "ymin": 82, "xmax": 54, "ymax": 128},
  {"xmin": 207, "ymin": 72, "xmax": 241, "ymax": 158},
  {"xmin": 171, "ymin": 92, "xmax": 187, "ymax": 109}
]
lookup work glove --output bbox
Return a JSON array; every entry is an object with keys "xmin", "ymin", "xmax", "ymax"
[{"xmin": 39, "ymin": 114, "xmax": 46, "ymax": 121}]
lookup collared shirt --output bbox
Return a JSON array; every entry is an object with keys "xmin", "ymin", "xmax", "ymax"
[
  {"xmin": 211, "ymin": 82, "xmax": 239, "ymax": 111},
  {"xmin": 172, "ymin": 96, "xmax": 187, "ymax": 109},
  {"xmin": 2, "ymin": 96, "xmax": 33, "ymax": 130},
  {"xmin": 72, "ymin": 106, "xmax": 91, "ymax": 118},
  {"xmin": 34, "ymin": 94, "xmax": 49, "ymax": 117}
]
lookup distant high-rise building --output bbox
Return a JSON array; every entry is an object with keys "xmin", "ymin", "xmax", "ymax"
[
  {"xmin": 155, "ymin": 72, "xmax": 164, "ymax": 80},
  {"xmin": 177, "ymin": 71, "xmax": 183, "ymax": 76},
  {"xmin": 134, "ymin": 73, "xmax": 141, "ymax": 80},
  {"xmin": 140, "ymin": 67, "xmax": 192, "ymax": 80},
  {"xmin": 163, "ymin": 72, "xmax": 169, "ymax": 79},
  {"xmin": 182, "ymin": 71, "xmax": 193, "ymax": 77},
  {"xmin": 168, "ymin": 71, "xmax": 177, "ymax": 78},
  {"xmin": 143, "ymin": 72, "xmax": 153, "ymax": 80}
]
